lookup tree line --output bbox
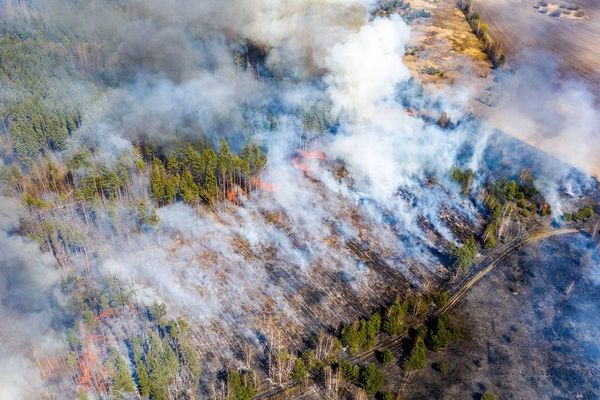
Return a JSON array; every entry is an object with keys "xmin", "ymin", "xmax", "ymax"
[{"xmin": 149, "ymin": 140, "xmax": 267, "ymax": 207}]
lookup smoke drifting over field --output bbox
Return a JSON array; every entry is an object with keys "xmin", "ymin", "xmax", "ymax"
[
  {"xmin": 0, "ymin": 197, "xmax": 63, "ymax": 399},
  {"xmin": 486, "ymin": 57, "xmax": 600, "ymax": 179},
  {"xmin": 0, "ymin": 0, "xmax": 597, "ymax": 398}
]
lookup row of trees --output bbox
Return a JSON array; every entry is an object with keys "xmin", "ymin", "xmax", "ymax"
[
  {"xmin": 563, "ymin": 205, "xmax": 595, "ymax": 222},
  {"xmin": 63, "ymin": 278, "xmax": 201, "ymax": 400},
  {"xmin": 7, "ymin": 95, "xmax": 81, "ymax": 167},
  {"xmin": 149, "ymin": 141, "xmax": 267, "ymax": 207},
  {"xmin": 335, "ymin": 312, "xmax": 460, "ymax": 398},
  {"xmin": 264, "ymin": 292, "xmax": 453, "ymax": 399},
  {"xmin": 341, "ymin": 293, "xmax": 435, "ymax": 356},
  {"xmin": 457, "ymin": 0, "xmax": 506, "ymax": 67}
]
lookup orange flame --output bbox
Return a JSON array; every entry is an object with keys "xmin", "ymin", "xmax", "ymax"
[
  {"xmin": 292, "ymin": 156, "xmax": 311, "ymax": 173},
  {"xmin": 227, "ymin": 189, "xmax": 237, "ymax": 202},
  {"xmin": 77, "ymin": 322, "xmax": 97, "ymax": 389},
  {"xmin": 78, "ymin": 348, "xmax": 96, "ymax": 387},
  {"xmin": 97, "ymin": 308, "xmax": 117, "ymax": 320},
  {"xmin": 251, "ymin": 177, "xmax": 277, "ymax": 192},
  {"xmin": 298, "ymin": 149, "xmax": 326, "ymax": 160}
]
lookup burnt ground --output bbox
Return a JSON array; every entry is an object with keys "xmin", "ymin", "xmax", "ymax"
[{"xmin": 401, "ymin": 233, "xmax": 600, "ymax": 399}]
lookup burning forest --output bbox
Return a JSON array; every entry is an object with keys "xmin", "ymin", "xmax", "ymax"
[{"xmin": 0, "ymin": 0, "xmax": 599, "ymax": 399}]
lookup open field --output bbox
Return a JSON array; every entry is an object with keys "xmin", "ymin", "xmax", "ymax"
[
  {"xmin": 472, "ymin": 0, "xmax": 600, "ymax": 94},
  {"xmin": 447, "ymin": 0, "xmax": 600, "ymax": 178}
]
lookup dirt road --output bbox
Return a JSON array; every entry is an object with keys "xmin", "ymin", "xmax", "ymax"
[{"xmin": 256, "ymin": 226, "xmax": 586, "ymax": 399}]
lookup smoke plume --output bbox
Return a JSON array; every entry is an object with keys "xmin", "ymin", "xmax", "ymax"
[{"xmin": 0, "ymin": 197, "xmax": 63, "ymax": 400}]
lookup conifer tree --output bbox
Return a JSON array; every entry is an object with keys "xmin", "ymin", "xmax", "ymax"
[
  {"xmin": 403, "ymin": 335, "xmax": 427, "ymax": 371},
  {"xmin": 218, "ymin": 139, "xmax": 232, "ymax": 189},
  {"xmin": 132, "ymin": 337, "xmax": 151, "ymax": 397},
  {"xmin": 166, "ymin": 154, "xmax": 179, "ymax": 175},
  {"xmin": 202, "ymin": 148, "xmax": 218, "ymax": 204},
  {"xmin": 151, "ymin": 159, "xmax": 165, "ymax": 204},
  {"xmin": 110, "ymin": 351, "xmax": 136, "ymax": 399},
  {"xmin": 163, "ymin": 173, "xmax": 179, "ymax": 205},
  {"xmin": 180, "ymin": 168, "xmax": 199, "ymax": 205}
]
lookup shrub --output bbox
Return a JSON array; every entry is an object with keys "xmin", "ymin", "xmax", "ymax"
[
  {"xmin": 434, "ymin": 361, "xmax": 449, "ymax": 375},
  {"xmin": 482, "ymin": 392, "xmax": 497, "ymax": 400},
  {"xmin": 563, "ymin": 206, "xmax": 594, "ymax": 222},
  {"xmin": 426, "ymin": 315, "xmax": 461, "ymax": 351},
  {"xmin": 361, "ymin": 363, "xmax": 385, "ymax": 396},
  {"xmin": 379, "ymin": 391, "xmax": 396, "ymax": 400},
  {"xmin": 291, "ymin": 358, "xmax": 307, "ymax": 380},
  {"xmin": 403, "ymin": 335, "xmax": 427, "ymax": 371},
  {"xmin": 376, "ymin": 349, "xmax": 395, "ymax": 365}
]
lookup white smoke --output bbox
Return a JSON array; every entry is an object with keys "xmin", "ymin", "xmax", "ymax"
[
  {"xmin": 485, "ymin": 59, "xmax": 600, "ymax": 179},
  {"xmin": 0, "ymin": 197, "xmax": 64, "ymax": 400}
]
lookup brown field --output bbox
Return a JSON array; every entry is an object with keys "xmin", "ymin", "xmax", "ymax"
[
  {"xmin": 466, "ymin": 0, "xmax": 600, "ymax": 178},
  {"xmin": 473, "ymin": 0, "xmax": 600, "ymax": 94}
]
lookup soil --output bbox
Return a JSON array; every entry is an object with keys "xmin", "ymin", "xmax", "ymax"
[
  {"xmin": 400, "ymin": 233, "xmax": 600, "ymax": 399},
  {"xmin": 472, "ymin": 0, "xmax": 600, "ymax": 96}
]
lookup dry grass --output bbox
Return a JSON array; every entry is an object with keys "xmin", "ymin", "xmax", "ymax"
[{"xmin": 456, "ymin": 0, "xmax": 506, "ymax": 67}]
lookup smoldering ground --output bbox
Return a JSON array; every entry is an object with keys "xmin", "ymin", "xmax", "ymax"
[{"xmin": 401, "ymin": 233, "xmax": 600, "ymax": 399}]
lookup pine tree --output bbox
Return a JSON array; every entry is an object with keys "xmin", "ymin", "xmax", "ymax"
[
  {"xmin": 185, "ymin": 146, "xmax": 205, "ymax": 183},
  {"xmin": 218, "ymin": 139, "xmax": 232, "ymax": 189},
  {"xmin": 180, "ymin": 169, "xmax": 199, "ymax": 205},
  {"xmin": 110, "ymin": 352, "xmax": 136, "ymax": 399},
  {"xmin": 361, "ymin": 363, "xmax": 384, "ymax": 396},
  {"xmin": 132, "ymin": 337, "xmax": 151, "ymax": 397},
  {"xmin": 240, "ymin": 145, "xmax": 252, "ymax": 191},
  {"xmin": 202, "ymin": 148, "xmax": 218, "ymax": 204},
  {"xmin": 291, "ymin": 358, "xmax": 307, "ymax": 380},
  {"xmin": 166, "ymin": 154, "xmax": 179, "ymax": 175},
  {"xmin": 136, "ymin": 360, "xmax": 151, "ymax": 397},
  {"xmin": 163, "ymin": 173, "xmax": 179, "ymax": 205},
  {"xmin": 145, "ymin": 332, "xmax": 179, "ymax": 400},
  {"xmin": 403, "ymin": 335, "xmax": 427, "ymax": 371},
  {"xmin": 151, "ymin": 160, "xmax": 165, "ymax": 204},
  {"xmin": 227, "ymin": 370, "xmax": 257, "ymax": 400},
  {"xmin": 251, "ymin": 144, "xmax": 267, "ymax": 172}
]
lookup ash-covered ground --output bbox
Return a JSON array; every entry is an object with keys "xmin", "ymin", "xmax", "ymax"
[{"xmin": 403, "ymin": 233, "xmax": 600, "ymax": 399}]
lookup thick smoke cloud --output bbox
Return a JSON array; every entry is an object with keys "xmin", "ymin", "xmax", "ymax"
[
  {"xmin": 113, "ymin": 22, "xmax": 195, "ymax": 83},
  {"xmin": 484, "ymin": 56, "xmax": 600, "ymax": 179},
  {"xmin": 0, "ymin": 197, "xmax": 63, "ymax": 400}
]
